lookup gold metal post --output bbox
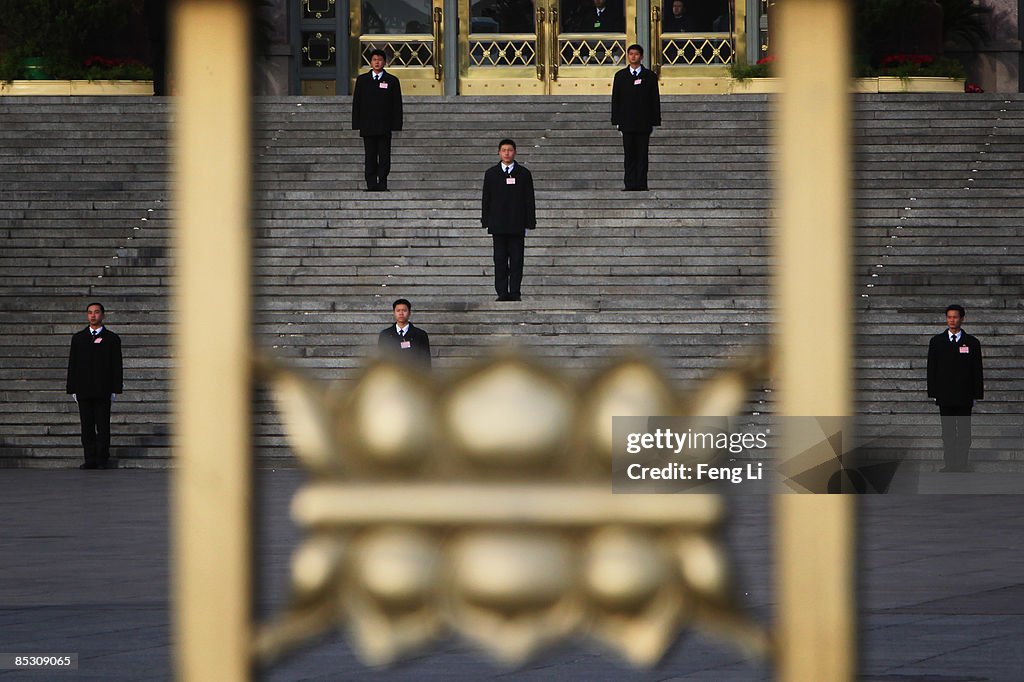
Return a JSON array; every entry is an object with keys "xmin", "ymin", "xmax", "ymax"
[
  {"xmin": 773, "ymin": 0, "xmax": 855, "ymax": 680},
  {"xmin": 171, "ymin": 1, "xmax": 253, "ymax": 680}
]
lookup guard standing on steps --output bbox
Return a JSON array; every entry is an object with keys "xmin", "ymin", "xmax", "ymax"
[
  {"xmin": 927, "ymin": 304, "xmax": 984, "ymax": 472},
  {"xmin": 378, "ymin": 298, "xmax": 431, "ymax": 368},
  {"xmin": 611, "ymin": 44, "xmax": 661, "ymax": 191},
  {"xmin": 352, "ymin": 49, "xmax": 403, "ymax": 191},
  {"xmin": 66, "ymin": 302, "xmax": 123, "ymax": 469},
  {"xmin": 481, "ymin": 138, "xmax": 536, "ymax": 301}
]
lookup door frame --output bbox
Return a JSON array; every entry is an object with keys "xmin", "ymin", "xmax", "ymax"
[
  {"xmin": 350, "ymin": 0, "xmax": 446, "ymax": 95},
  {"xmin": 458, "ymin": 0, "xmax": 638, "ymax": 96}
]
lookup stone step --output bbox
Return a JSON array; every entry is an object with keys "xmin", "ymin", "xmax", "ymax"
[{"xmin": 4, "ymin": 94, "xmax": 1023, "ymax": 467}]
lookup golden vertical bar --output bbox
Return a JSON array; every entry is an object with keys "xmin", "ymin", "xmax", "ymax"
[
  {"xmin": 171, "ymin": 1, "xmax": 252, "ymax": 680},
  {"xmin": 733, "ymin": 0, "xmax": 748, "ymax": 65},
  {"xmin": 773, "ymin": 1, "xmax": 855, "ymax": 681}
]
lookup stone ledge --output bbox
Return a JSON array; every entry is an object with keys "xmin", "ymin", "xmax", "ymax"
[
  {"xmin": 730, "ymin": 77, "xmax": 966, "ymax": 94},
  {"xmin": 0, "ymin": 80, "xmax": 154, "ymax": 96}
]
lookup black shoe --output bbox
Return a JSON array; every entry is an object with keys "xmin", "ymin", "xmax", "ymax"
[
  {"xmin": 79, "ymin": 463, "xmax": 97, "ymax": 470},
  {"xmin": 495, "ymin": 295, "xmax": 510, "ymax": 301},
  {"xmin": 508, "ymin": 294, "xmax": 522, "ymax": 301}
]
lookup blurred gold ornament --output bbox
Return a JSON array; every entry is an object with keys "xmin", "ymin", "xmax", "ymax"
[{"xmin": 253, "ymin": 352, "xmax": 772, "ymax": 669}]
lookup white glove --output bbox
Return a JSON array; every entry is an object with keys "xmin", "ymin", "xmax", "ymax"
[
  {"xmin": 110, "ymin": 394, "xmax": 116, "ymax": 402},
  {"xmin": 72, "ymin": 394, "xmax": 77, "ymax": 403}
]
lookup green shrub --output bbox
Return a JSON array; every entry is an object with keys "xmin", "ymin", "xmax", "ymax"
[{"xmin": 0, "ymin": 0, "xmax": 134, "ymax": 81}]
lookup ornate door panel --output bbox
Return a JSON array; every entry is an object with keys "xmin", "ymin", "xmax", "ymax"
[
  {"xmin": 352, "ymin": 0, "xmax": 446, "ymax": 94},
  {"xmin": 650, "ymin": 0, "xmax": 744, "ymax": 93},
  {"xmin": 460, "ymin": 0, "xmax": 637, "ymax": 95}
]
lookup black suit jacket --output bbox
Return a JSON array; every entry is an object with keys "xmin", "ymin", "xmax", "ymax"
[
  {"xmin": 481, "ymin": 162, "xmax": 536, "ymax": 235},
  {"xmin": 611, "ymin": 65, "xmax": 662, "ymax": 134},
  {"xmin": 352, "ymin": 70, "xmax": 403, "ymax": 136},
  {"xmin": 575, "ymin": 5, "xmax": 624, "ymax": 32},
  {"xmin": 663, "ymin": 13, "xmax": 694, "ymax": 32},
  {"xmin": 378, "ymin": 324, "xmax": 431, "ymax": 368},
  {"xmin": 67, "ymin": 327, "xmax": 123, "ymax": 398},
  {"xmin": 927, "ymin": 330, "xmax": 983, "ymax": 406}
]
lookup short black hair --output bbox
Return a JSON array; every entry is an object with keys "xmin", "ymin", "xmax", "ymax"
[
  {"xmin": 498, "ymin": 138, "xmax": 516, "ymax": 150},
  {"xmin": 86, "ymin": 302, "xmax": 105, "ymax": 313},
  {"xmin": 393, "ymin": 298, "xmax": 411, "ymax": 310},
  {"xmin": 368, "ymin": 49, "xmax": 387, "ymax": 61},
  {"xmin": 627, "ymin": 44, "xmax": 644, "ymax": 57},
  {"xmin": 945, "ymin": 304, "xmax": 965, "ymax": 317}
]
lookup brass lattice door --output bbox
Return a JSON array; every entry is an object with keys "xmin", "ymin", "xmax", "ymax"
[
  {"xmin": 650, "ymin": 0, "xmax": 744, "ymax": 93},
  {"xmin": 460, "ymin": 0, "xmax": 637, "ymax": 95},
  {"xmin": 352, "ymin": 0, "xmax": 445, "ymax": 94}
]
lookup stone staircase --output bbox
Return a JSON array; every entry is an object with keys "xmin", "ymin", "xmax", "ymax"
[
  {"xmin": 852, "ymin": 95, "xmax": 1024, "ymax": 464},
  {"xmin": 1, "ymin": 94, "xmax": 1021, "ymax": 468}
]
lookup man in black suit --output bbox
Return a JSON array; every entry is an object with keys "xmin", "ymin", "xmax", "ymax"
[
  {"xmin": 927, "ymin": 304, "xmax": 984, "ymax": 472},
  {"xmin": 352, "ymin": 49, "xmax": 403, "ymax": 191},
  {"xmin": 663, "ymin": 0, "xmax": 693, "ymax": 32},
  {"xmin": 378, "ymin": 298, "xmax": 431, "ymax": 368},
  {"xmin": 611, "ymin": 44, "xmax": 661, "ymax": 191},
  {"xmin": 685, "ymin": 0, "xmax": 729, "ymax": 32},
  {"xmin": 575, "ymin": 0, "xmax": 625, "ymax": 32},
  {"xmin": 481, "ymin": 138, "xmax": 536, "ymax": 301},
  {"xmin": 66, "ymin": 302, "xmax": 123, "ymax": 469},
  {"xmin": 143, "ymin": 0, "xmax": 168, "ymax": 96}
]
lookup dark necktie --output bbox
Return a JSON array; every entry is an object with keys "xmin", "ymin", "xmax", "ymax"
[
  {"xmin": 950, "ymin": 334, "xmax": 958, "ymax": 344},
  {"xmin": 92, "ymin": 330, "xmax": 98, "ymax": 337}
]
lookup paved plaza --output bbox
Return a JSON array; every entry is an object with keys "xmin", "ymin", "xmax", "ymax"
[{"xmin": 0, "ymin": 469, "xmax": 1021, "ymax": 681}]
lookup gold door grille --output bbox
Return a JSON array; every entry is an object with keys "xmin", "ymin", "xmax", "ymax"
[
  {"xmin": 469, "ymin": 37, "xmax": 538, "ymax": 67},
  {"xmin": 558, "ymin": 36, "xmax": 625, "ymax": 67},
  {"xmin": 661, "ymin": 35, "xmax": 734, "ymax": 65},
  {"xmin": 360, "ymin": 39, "xmax": 435, "ymax": 67}
]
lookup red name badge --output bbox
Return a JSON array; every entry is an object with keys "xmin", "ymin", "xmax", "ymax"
[
  {"xmin": 633, "ymin": 78, "xmax": 642, "ymax": 85},
  {"xmin": 959, "ymin": 346, "xmax": 969, "ymax": 353},
  {"xmin": 379, "ymin": 82, "xmax": 388, "ymax": 89},
  {"xmin": 506, "ymin": 177, "xmax": 516, "ymax": 185},
  {"xmin": 94, "ymin": 337, "xmax": 103, "ymax": 344},
  {"xmin": 401, "ymin": 340, "xmax": 412, "ymax": 349}
]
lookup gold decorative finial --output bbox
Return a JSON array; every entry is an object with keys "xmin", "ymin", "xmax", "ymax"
[{"xmin": 253, "ymin": 352, "xmax": 772, "ymax": 669}]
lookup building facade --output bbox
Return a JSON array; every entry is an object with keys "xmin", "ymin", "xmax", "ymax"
[{"xmin": 254, "ymin": 0, "xmax": 1022, "ymax": 96}]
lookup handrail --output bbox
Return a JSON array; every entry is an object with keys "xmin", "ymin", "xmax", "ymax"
[{"xmin": 432, "ymin": 6, "xmax": 443, "ymax": 80}]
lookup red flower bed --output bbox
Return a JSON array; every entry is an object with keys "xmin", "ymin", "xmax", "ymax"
[
  {"xmin": 84, "ymin": 56, "xmax": 145, "ymax": 69},
  {"xmin": 880, "ymin": 54, "xmax": 935, "ymax": 68}
]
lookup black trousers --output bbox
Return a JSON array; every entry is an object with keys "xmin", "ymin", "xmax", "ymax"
[
  {"xmin": 362, "ymin": 132, "xmax": 392, "ymax": 189},
  {"xmin": 78, "ymin": 397, "xmax": 112, "ymax": 466},
  {"xmin": 621, "ymin": 131, "xmax": 650, "ymax": 190},
  {"xmin": 938, "ymin": 403, "xmax": 972, "ymax": 470},
  {"xmin": 492, "ymin": 233, "xmax": 525, "ymax": 297},
  {"xmin": 149, "ymin": 40, "xmax": 167, "ymax": 96}
]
